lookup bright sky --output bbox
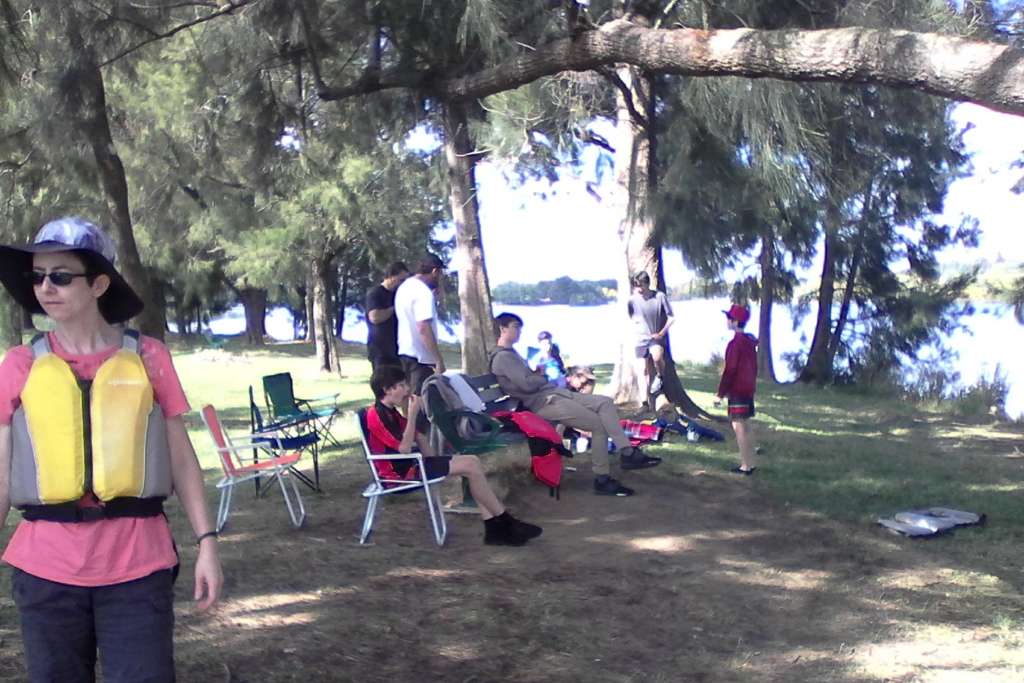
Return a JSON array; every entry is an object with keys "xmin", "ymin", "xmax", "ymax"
[{"xmin": 468, "ymin": 103, "xmax": 1024, "ymax": 287}]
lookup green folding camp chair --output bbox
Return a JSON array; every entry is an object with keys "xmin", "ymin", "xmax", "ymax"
[{"xmin": 262, "ymin": 372, "xmax": 341, "ymax": 448}]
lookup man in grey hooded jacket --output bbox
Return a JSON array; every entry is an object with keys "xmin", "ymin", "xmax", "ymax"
[{"xmin": 489, "ymin": 313, "xmax": 661, "ymax": 497}]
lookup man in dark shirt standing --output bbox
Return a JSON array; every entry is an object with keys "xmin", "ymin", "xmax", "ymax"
[{"xmin": 365, "ymin": 262, "xmax": 409, "ymax": 370}]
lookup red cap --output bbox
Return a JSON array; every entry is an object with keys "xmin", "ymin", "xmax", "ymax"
[{"xmin": 723, "ymin": 304, "xmax": 750, "ymax": 325}]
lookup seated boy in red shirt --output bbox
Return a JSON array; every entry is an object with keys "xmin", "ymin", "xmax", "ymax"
[
  {"xmin": 715, "ymin": 305, "xmax": 759, "ymax": 475},
  {"xmin": 366, "ymin": 365, "xmax": 542, "ymax": 546}
]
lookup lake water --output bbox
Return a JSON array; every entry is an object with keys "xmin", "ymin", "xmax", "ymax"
[{"xmin": 207, "ymin": 297, "xmax": 1024, "ymax": 420}]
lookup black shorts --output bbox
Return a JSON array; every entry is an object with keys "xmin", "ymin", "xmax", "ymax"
[
  {"xmin": 420, "ymin": 456, "xmax": 452, "ymax": 480},
  {"xmin": 727, "ymin": 397, "xmax": 755, "ymax": 420}
]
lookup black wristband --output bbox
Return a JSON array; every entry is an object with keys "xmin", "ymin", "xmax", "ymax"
[{"xmin": 196, "ymin": 530, "xmax": 219, "ymax": 546}]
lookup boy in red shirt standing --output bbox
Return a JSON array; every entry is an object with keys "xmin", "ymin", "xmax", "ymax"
[{"xmin": 715, "ymin": 304, "xmax": 759, "ymax": 475}]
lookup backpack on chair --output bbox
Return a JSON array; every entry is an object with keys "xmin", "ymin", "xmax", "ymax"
[{"xmin": 421, "ymin": 374, "xmax": 503, "ymax": 453}]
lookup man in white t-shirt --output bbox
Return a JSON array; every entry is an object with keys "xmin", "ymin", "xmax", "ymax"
[{"xmin": 395, "ymin": 254, "xmax": 446, "ymax": 393}]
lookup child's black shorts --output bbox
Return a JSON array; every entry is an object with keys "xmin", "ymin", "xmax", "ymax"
[
  {"xmin": 727, "ymin": 397, "xmax": 755, "ymax": 420},
  {"xmin": 420, "ymin": 456, "xmax": 452, "ymax": 480}
]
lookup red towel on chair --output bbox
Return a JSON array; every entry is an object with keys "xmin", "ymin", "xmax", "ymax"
[{"xmin": 492, "ymin": 410, "xmax": 570, "ymax": 490}]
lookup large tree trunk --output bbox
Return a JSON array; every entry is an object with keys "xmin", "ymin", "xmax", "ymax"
[
  {"xmin": 605, "ymin": 29, "xmax": 715, "ymax": 420},
  {"xmin": 800, "ymin": 206, "xmax": 841, "ymax": 384},
  {"xmin": 336, "ymin": 269, "xmax": 349, "ymax": 339},
  {"xmin": 827, "ymin": 185, "xmax": 874, "ymax": 369},
  {"xmin": 171, "ymin": 295, "xmax": 190, "ymax": 339},
  {"xmin": 237, "ymin": 287, "xmax": 267, "ymax": 346},
  {"xmin": 304, "ymin": 279, "xmax": 316, "ymax": 344},
  {"xmin": 62, "ymin": 19, "xmax": 166, "ymax": 338},
  {"xmin": 609, "ymin": 61, "xmax": 659, "ymax": 407},
  {"xmin": 311, "ymin": 254, "xmax": 341, "ymax": 374},
  {"xmin": 442, "ymin": 101, "xmax": 495, "ymax": 375},
  {"xmin": 757, "ymin": 225, "xmax": 778, "ymax": 382},
  {"xmin": 828, "ymin": 229, "xmax": 867, "ymax": 371}
]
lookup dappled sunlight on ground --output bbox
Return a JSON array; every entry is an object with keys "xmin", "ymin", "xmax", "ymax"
[
  {"xmin": 627, "ymin": 534, "xmax": 693, "ymax": 553},
  {"xmin": 714, "ymin": 557, "xmax": 833, "ymax": 590},
  {"xmin": 219, "ymin": 587, "xmax": 358, "ymax": 617},
  {"xmin": 855, "ymin": 625, "xmax": 1024, "ymax": 682},
  {"xmin": 437, "ymin": 642, "xmax": 481, "ymax": 662},
  {"xmin": 876, "ymin": 567, "xmax": 1005, "ymax": 591},
  {"xmin": 228, "ymin": 610, "xmax": 318, "ymax": 628},
  {"xmin": 383, "ymin": 567, "xmax": 470, "ymax": 580}
]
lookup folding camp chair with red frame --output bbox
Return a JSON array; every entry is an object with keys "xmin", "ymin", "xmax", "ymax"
[
  {"xmin": 355, "ymin": 409, "xmax": 447, "ymax": 546},
  {"xmin": 201, "ymin": 405, "xmax": 307, "ymax": 531}
]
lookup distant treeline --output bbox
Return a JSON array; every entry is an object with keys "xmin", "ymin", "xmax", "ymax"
[
  {"xmin": 492, "ymin": 276, "xmax": 733, "ymax": 305},
  {"xmin": 493, "ymin": 277, "xmax": 616, "ymax": 305}
]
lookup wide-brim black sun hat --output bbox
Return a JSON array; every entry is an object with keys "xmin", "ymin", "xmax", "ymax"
[{"xmin": 0, "ymin": 216, "xmax": 144, "ymax": 324}]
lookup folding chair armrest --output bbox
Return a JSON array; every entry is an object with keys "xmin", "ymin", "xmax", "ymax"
[
  {"xmin": 366, "ymin": 452, "xmax": 426, "ymax": 462},
  {"xmin": 215, "ymin": 441, "xmax": 280, "ymax": 454},
  {"xmin": 252, "ymin": 414, "xmax": 312, "ymax": 434},
  {"xmin": 296, "ymin": 395, "xmax": 339, "ymax": 412},
  {"xmin": 297, "ymin": 393, "xmax": 339, "ymax": 403}
]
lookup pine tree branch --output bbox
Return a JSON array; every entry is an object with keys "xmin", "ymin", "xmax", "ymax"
[
  {"xmin": 129, "ymin": 2, "xmax": 219, "ymax": 8},
  {"xmin": 308, "ymin": 20, "xmax": 1024, "ymax": 116},
  {"xmin": 575, "ymin": 127, "xmax": 615, "ymax": 153},
  {"xmin": 98, "ymin": 0, "xmax": 262, "ymax": 68},
  {"xmin": 596, "ymin": 66, "xmax": 649, "ymax": 129},
  {"xmin": 315, "ymin": 65, "xmax": 430, "ymax": 101},
  {"xmin": 438, "ymin": 20, "xmax": 1024, "ymax": 116}
]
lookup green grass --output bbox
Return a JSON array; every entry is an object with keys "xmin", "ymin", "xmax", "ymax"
[
  {"xmin": 6, "ymin": 332, "xmax": 1022, "ymax": 551},
  {"xmin": 5, "ymin": 332, "xmax": 1024, "ymax": 580},
  {"xmin": 3, "ymin": 333, "xmax": 1024, "ymax": 680},
  {"xmin": 645, "ymin": 358, "xmax": 1024, "ymax": 586}
]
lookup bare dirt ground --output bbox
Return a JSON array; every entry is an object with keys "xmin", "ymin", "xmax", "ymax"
[{"xmin": 1, "ymin": 444, "xmax": 1022, "ymax": 682}]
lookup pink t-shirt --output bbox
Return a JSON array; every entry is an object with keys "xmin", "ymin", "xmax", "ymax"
[{"xmin": 0, "ymin": 332, "xmax": 189, "ymax": 586}]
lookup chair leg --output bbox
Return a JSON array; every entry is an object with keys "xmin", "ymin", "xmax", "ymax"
[
  {"xmin": 423, "ymin": 482, "xmax": 447, "ymax": 546},
  {"xmin": 360, "ymin": 495, "xmax": 379, "ymax": 544},
  {"xmin": 311, "ymin": 438, "xmax": 321, "ymax": 491},
  {"xmin": 434, "ymin": 487, "xmax": 448, "ymax": 544},
  {"xmin": 317, "ymin": 412, "xmax": 341, "ymax": 448},
  {"xmin": 216, "ymin": 481, "xmax": 234, "ymax": 533},
  {"xmin": 276, "ymin": 468, "xmax": 307, "ymax": 528}
]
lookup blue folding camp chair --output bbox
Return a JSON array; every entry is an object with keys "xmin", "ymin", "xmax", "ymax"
[
  {"xmin": 250, "ymin": 386, "xmax": 323, "ymax": 491},
  {"xmin": 262, "ymin": 372, "xmax": 341, "ymax": 448}
]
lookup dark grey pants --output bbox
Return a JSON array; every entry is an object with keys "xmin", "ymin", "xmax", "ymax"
[
  {"xmin": 12, "ymin": 568, "xmax": 177, "ymax": 683},
  {"xmin": 399, "ymin": 354, "xmax": 435, "ymax": 395}
]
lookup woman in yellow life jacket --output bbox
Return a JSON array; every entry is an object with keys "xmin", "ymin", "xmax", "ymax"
[{"xmin": 0, "ymin": 217, "xmax": 223, "ymax": 683}]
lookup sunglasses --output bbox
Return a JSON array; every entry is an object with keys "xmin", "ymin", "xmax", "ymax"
[{"xmin": 29, "ymin": 270, "xmax": 92, "ymax": 287}]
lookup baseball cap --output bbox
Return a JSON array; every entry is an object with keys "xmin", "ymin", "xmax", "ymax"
[{"xmin": 723, "ymin": 304, "xmax": 750, "ymax": 325}]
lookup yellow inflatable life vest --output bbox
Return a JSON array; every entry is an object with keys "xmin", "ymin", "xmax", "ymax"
[{"xmin": 9, "ymin": 330, "xmax": 172, "ymax": 520}]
